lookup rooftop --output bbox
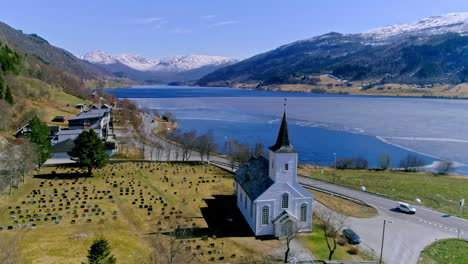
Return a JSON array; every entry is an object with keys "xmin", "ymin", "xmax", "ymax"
[
  {"xmin": 234, "ymin": 156, "xmax": 274, "ymax": 200},
  {"xmin": 68, "ymin": 109, "xmax": 109, "ymax": 121}
]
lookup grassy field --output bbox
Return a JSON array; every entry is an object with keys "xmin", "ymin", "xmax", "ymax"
[
  {"xmin": 303, "ymin": 169, "xmax": 468, "ymax": 219},
  {"xmin": 309, "ymin": 190, "xmax": 377, "ymax": 218},
  {"xmin": 418, "ymin": 239, "xmax": 468, "ymax": 264},
  {"xmin": 0, "ymin": 162, "xmax": 282, "ymax": 264},
  {"xmin": 300, "ymin": 218, "xmax": 374, "ymax": 261}
]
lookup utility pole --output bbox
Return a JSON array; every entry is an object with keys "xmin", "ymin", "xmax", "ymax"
[
  {"xmin": 333, "ymin": 153, "xmax": 337, "ymax": 183},
  {"xmin": 380, "ymin": 220, "xmax": 392, "ymax": 264}
]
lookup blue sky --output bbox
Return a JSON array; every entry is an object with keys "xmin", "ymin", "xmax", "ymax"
[{"xmin": 1, "ymin": 0, "xmax": 467, "ymax": 59}]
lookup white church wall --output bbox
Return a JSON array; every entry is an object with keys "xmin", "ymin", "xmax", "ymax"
[
  {"xmin": 257, "ymin": 182, "xmax": 314, "ymax": 234},
  {"xmin": 268, "ymin": 152, "xmax": 298, "ymax": 183},
  {"xmin": 254, "ymin": 199, "xmax": 275, "ymax": 236},
  {"xmin": 235, "ymin": 182, "xmax": 256, "ymax": 233}
]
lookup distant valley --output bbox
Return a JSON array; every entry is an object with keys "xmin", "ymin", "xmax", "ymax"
[{"xmin": 81, "ymin": 50, "xmax": 238, "ymax": 83}]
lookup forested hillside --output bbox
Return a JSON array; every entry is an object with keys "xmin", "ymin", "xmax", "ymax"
[{"xmin": 0, "ymin": 39, "xmax": 89, "ymax": 134}]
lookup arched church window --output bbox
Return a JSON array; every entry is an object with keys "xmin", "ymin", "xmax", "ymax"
[
  {"xmin": 262, "ymin": 206, "xmax": 269, "ymax": 225},
  {"xmin": 300, "ymin": 203, "xmax": 307, "ymax": 222},
  {"xmin": 285, "ymin": 163, "xmax": 289, "ymax": 171},
  {"xmin": 282, "ymin": 193, "xmax": 289, "ymax": 208}
]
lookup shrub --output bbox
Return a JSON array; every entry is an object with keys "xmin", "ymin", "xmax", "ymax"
[
  {"xmin": 335, "ymin": 158, "xmax": 353, "ymax": 169},
  {"xmin": 346, "ymin": 246, "xmax": 359, "ymax": 255},
  {"xmin": 337, "ymin": 238, "xmax": 347, "ymax": 246},
  {"xmin": 399, "ymin": 154, "xmax": 425, "ymax": 172},
  {"xmin": 352, "ymin": 157, "xmax": 368, "ymax": 169}
]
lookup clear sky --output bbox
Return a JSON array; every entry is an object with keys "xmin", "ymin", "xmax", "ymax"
[{"xmin": 1, "ymin": 0, "xmax": 467, "ymax": 59}]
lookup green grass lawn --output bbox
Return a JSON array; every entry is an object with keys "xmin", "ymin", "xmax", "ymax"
[
  {"xmin": 305, "ymin": 170, "xmax": 468, "ymax": 219},
  {"xmin": 418, "ymin": 239, "xmax": 468, "ymax": 264},
  {"xmin": 300, "ymin": 218, "xmax": 374, "ymax": 261}
]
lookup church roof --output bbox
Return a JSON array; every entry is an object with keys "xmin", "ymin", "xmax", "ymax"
[
  {"xmin": 268, "ymin": 112, "xmax": 298, "ymax": 153},
  {"xmin": 234, "ymin": 156, "xmax": 274, "ymax": 201}
]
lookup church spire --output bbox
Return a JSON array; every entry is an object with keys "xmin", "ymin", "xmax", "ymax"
[{"xmin": 268, "ymin": 104, "xmax": 298, "ymax": 153}]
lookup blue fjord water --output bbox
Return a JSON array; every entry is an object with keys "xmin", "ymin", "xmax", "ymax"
[{"xmin": 105, "ymin": 86, "xmax": 468, "ymax": 173}]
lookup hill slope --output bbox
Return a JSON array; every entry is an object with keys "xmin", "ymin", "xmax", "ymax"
[
  {"xmin": 0, "ymin": 22, "xmax": 107, "ymax": 79},
  {"xmin": 198, "ymin": 13, "xmax": 468, "ymax": 88}
]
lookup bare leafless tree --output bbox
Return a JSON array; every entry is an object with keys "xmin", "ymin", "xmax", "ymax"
[
  {"xmin": 165, "ymin": 144, "xmax": 172, "ymax": 161},
  {"xmin": 315, "ymin": 207, "xmax": 348, "ymax": 260},
  {"xmin": 195, "ymin": 130, "xmax": 218, "ymax": 163},
  {"xmin": 15, "ymin": 139, "xmax": 37, "ymax": 183},
  {"xmin": 251, "ymin": 142, "xmax": 265, "ymax": 157},
  {"xmin": 399, "ymin": 154, "xmax": 425, "ymax": 172},
  {"xmin": 279, "ymin": 221, "xmax": 307, "ymax": 263},
  {"xmin": 3, "ymin": 143, "xmax": 21, "ymax": 195},
  {"xmin": 378, "ymin": 153, "xmax": 391, "ymax": 170},
  {"xmin": 148, "ymin": 220, "xmax": 195, "ymax": 264}
]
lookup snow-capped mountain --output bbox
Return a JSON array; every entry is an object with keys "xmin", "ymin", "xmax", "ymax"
[
  {"xmin": 114, "ymin": 54, "xmax": 156, "ymax": 71},
  {"xmin": 81, "ymin": 51, "xmax": 237, "ymax": 73},
  {"xmin": 150, "ymin": 55, "xmax": 238, "ymax": 72},
  {"xmin": 81, "ymin": 50, "xmax": 119, "ymax": 64},
  {"xmin": 362, "ymin": 12, "xmax": 468, "ymax": 41},
  {"xmin": 81, "ymin": 50, "xmax": 238, "ymax": 83},
  {"xmin": 199, "ymin": 12, "xmax": 468, "ymax": 87}
]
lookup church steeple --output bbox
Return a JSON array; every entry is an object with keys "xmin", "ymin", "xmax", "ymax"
[{"xmin": 268, "ymin": 111, "xmax": 298, "ymax": 153}]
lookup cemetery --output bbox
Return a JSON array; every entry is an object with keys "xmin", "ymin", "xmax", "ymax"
[{"xmin": 0, "ymin": 161, "xmax": 282, "ymax": 264}]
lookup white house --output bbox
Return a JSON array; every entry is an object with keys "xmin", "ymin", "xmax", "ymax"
[{"xmin": 234, "ymin": 111, "xmax": 314, "ymax": 237}]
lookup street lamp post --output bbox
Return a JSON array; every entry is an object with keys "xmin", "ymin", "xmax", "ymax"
[
  {"xmin": 379, "ymin": 220, "xmax": 392, "ymax": 264},
  {"xmin": 333, "ymin": 153, "xmax": 337, "ymax": 183}
]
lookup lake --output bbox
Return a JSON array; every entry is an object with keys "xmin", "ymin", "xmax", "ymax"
[{"xmin": 105, "ymin": 85, "xmax": 468, "ymax": 174}]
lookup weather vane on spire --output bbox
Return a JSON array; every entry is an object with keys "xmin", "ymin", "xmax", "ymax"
[{"xmin": 284, "ymin": 98, "xmax": 287, "ymax": 111}]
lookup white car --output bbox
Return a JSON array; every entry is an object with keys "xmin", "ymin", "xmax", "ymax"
[{"xmin": 397, "ymin": 202, "xmax": 416, "ymax": 214}]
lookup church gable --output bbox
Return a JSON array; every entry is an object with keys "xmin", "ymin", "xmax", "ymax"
[
  {"xmin": 256, "ymin": 181, "xmax": 309, "ymax": 201},
  {"xmin": 234, "ymin": 156, "xmax": 274, "ymax": 201}
]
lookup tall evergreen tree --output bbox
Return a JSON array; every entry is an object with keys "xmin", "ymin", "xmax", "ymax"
[
  {"xmin": 68, "ymin": 129, "xmax": 109, "ymax": 175},
  {"xmin": 85, "ymin": 237, "xmax": 116, "ymax": 264},
  {"xmin": 29, "ymin": 116, "xmax": 52, "ymax": 166},
  {"xmin": 5, "ymin": 86, "xmax": 13, "ymax": 104}
]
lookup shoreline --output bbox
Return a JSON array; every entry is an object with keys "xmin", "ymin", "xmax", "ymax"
[
  {"xmin": 104, "ymin": 84, "xmax": 468, "ymax": 101},
  {"xmin": 105, "ymin": 86, "xmax": 468, "ymax": 175}
]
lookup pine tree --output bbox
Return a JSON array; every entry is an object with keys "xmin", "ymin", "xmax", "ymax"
[
  {"xmin": 86, "ymin": 237, "xmax": 116, "ymax": 264},
  {"xmin": 29, "ymin": 116, "xmax": 52, "ymax": 166},
  {"xmin": 68, "ymin": 129, "xmax": 109, "ymax": 175},
  {"xmin": 5, "ymin": 85, "xmax": 13, "ymax": 104}
]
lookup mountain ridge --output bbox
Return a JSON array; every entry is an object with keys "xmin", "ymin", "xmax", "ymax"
[
  {"xmin": 82, "ymin": 50, "xmax": 238, "ymax": 83},
  {"xmin": 197, "ymin": 12, "xmax": 468, "ymax": 89}
]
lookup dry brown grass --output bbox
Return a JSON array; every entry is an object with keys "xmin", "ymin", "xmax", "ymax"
[
  {"xmin": 0, "ymin": 162, "xmax": 282, "ymax": 264},
  {"xmin": 309, "ymin": 190, "xmax": 377, "ymax": 218}
]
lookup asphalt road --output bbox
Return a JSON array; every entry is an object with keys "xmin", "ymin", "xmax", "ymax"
[{"xmin": 299, "ymin": 176, "xmax": 467, "ymax": 264}]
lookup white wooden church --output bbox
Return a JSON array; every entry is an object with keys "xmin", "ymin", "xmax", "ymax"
[{"xmin": 234, "ymin": 111, "xmax": 314, "ymax": 236}]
